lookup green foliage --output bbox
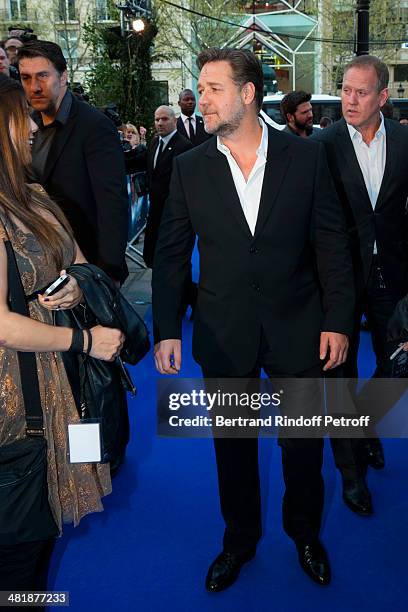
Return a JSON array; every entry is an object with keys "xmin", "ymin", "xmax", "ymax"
[
  {"xmin": 84, "ymin": 17, "xmax": 158, "ymax": 130},
  {"xmin": 154, "ymin": 0, "xmax": 243, "ymax": 77}
]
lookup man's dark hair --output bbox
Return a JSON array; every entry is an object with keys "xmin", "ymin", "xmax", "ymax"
[
  {"xmin": 344, "ymin": 55, "xmax": 389, "ymax": 92},
  {"xmin": 178, "ymin": 88, "xmax": 195, "ymax": 101},
  {"xmin": 280, "ymin": 91, "xmax": 312, "ymax": 123},
  {"xmin": 17, "ymin": 40, "xmax": 67, "ymax": 74},
  {"xmin": 319, "ymin": 116, "xmax": 333, "ymax": 128},
  {"xmin": 196, "ymin": 47, "xmax": 264, "ymax": 112}
]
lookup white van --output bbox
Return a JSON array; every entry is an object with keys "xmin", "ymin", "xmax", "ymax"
[{"xmin": 261, "ymin": 94, "xmax": 342, "ymax": 130}]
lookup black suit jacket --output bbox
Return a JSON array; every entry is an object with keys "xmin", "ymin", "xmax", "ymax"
[
  {"xmin": 314, "ymin": 118, "xmax": 408, "ymax": 298},
  {"xmin": 177, "ymin": 115, "xmax": 212, "ymax": 147},
  {"xmin": 143, "ymin": 131, "xmax": 192, "ymax": 267},
  {"xmin": 152, "ymin": 127, "xmax": 355, "ymax": 375},
  {"xmin": 32, "ymin": 92, "xmax": 129, "ymax": 282}
]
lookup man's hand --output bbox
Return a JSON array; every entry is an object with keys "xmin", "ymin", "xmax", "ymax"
[
  {"xmin": 320, "ymin": 332, "xmax": 349, "ymax": 371},
  {"xmin": 154, "ymin": 339, "xmax": 182, "ymax": 374}
]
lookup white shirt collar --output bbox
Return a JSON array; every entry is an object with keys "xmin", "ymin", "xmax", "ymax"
[
  {"xmin": 347, "ymin": 112, "xmax": 386, "ymax": 143},
  {"xmin": 216, "ymin": 118, "xmax": 268, "ymax": 159},
  {"xmin": 180, "ymin": 112, "xmax": 196, "ymax": 123},
  {"xmin": 160, "ymin": 129, "xmax": 177, "ymax": 147}
]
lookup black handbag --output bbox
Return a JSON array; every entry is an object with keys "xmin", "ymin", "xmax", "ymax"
[{"xmin": 0, "ymin": 235, "xmax": 58, "ymax": 545}]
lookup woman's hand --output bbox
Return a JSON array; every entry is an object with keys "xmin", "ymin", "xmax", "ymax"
[
  {"xmin": 88, "ymin": 326, "xmax": 125, "ymax": 361},
  {"xmin": 38, "ymin": 270, "xmax": 83, "ymax": 311},
  {"xmin": 139, "ymin": 126, "xmax": 147, "ymax": 139}
]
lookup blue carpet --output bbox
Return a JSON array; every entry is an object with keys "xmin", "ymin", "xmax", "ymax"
[{"xmin": 48, "ymin": 283, "xmax": 408, "ymax": 611}]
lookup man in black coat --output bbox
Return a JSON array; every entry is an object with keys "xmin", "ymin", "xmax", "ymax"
[
  {"xmin": 153, "ymin": 48, "xmax": 354, "ymax": 591},
  {"xmin": 177, "ymin": 88, "xmax": 212, "ymax": 146},
  {"xmin": 18, "ymin": 40, "xmax": 129, "ymax": 284},
  {"xmin": 143, "ymin": 104, "xmax": 192, "ymax": 268},
  {"xmin": 315, "ymin": 55, "xmax": 408, "ymax": 517}
]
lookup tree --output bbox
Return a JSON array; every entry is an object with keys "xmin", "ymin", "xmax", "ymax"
[
  {"xmin": 31, "ymin": 0, "xmax": 103, "ymax": 83},
  {"xmin": 153, "ymin": 0, "xmax": 244, "ymax": 78},
  {"xmin": 84, "ymin": 9, "xmax": 158, "ymax": 128},
  {"xmin": 318, "ymin": 0, "xmax": 406, "ymax": 94}
]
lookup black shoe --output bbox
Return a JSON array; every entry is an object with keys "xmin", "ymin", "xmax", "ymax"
[
  {"xmin": 341, "ymin": 473, "xmax": 373, "ymax": 516},
  {"xmin": 205, "ymin": 550, "xmax": 255, "ymax": 592},
  {"xmin": 363, "ymin": 438, "xmax": 385, "ymax": 470},
  {"xmin": 297, "ymin": 540, "xmax": 331, "ymax": 585}
]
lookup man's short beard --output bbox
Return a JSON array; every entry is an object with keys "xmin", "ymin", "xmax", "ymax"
[
  {"xmin": 295, "ymin": 118, "xmax": 314, "ymax": 135},
  {"xmin": 207, "ymin": 104, "xmax": 245, "ymax": 137}
]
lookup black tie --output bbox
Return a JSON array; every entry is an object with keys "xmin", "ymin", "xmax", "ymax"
[
  {"xmin": 155, "ymin": 138, "xmax": 164, "ymax": 168},
  {"xmin": 187, "ymin": 117, "xmax": 195, "ymax": 143}
]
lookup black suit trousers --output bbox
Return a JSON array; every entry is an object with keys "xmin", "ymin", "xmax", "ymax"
[
  {"xmin": 330, "ymin": 256, "xmax": 403, "ymax": 470},
  {"xmin": 203, "ymin": 332, "xmax": 324, "ymax": 554},
  {"xmin": 0, "ymin": 538, "xmax": 55, "ymax": 611}
]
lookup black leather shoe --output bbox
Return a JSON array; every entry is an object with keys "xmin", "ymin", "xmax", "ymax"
[
  {"xmin": 342, "ymin": 474, "xmax": 373, "ymax": 516},
  {"xmin": 205, "ymin": 550, "xmax": 255, "ymax": 592},
  {"xmin": 297, "ymin": 540, "xmax": 331, "ymax": 585},
  {"xmin": 363, "ymin": 438, "xmax": 385, "ymax": 470}
]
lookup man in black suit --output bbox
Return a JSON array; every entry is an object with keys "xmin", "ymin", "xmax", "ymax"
[
  {"xmin": 177, "ymin": 88, "xmax": 212, "ymax": 146},
  {"xmin": 143, "ymin": 105, "xmax": 192, "ymax": 268},
  {"xmin": 315, "ymin": 55, "xmax": 408, "ymax": 515},
  {"xmin": 153, "ymin": 48, "xmax": 354, "ymax": 591},
  {"xmin": 18, "ymin": 40, "xmax": 128, "ymax": 283},
  {"xmin": 280, "ymin": 90, "xmax": 314, "ymax": 138}
]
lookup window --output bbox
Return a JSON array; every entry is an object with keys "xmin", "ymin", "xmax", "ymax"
[
  {"xmin": 8, "ymin": 0, "xmax": 27, "ymax": 20},
  {"xmin": 57, "ymin": 30, "xmax": 78, "ymax": 60},
  {"xmin": 395, "ymin": 65, "xmax": 408, "ymax": 82},
  {"xmin": 59, "ymin": 0, "xmax": 76, "ymax": 21},
  {"xmin": 96, "ymin": 0, "xmax": 111, "ymax": 21}
]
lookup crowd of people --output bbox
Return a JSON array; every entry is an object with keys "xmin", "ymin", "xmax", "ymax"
[{"xmin": 0, "ymin": 26, "xmax": 408, "ymax": 605}]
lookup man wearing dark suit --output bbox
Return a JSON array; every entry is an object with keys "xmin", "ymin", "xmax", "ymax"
[
  {"xmin": 143, "ymin": 105, "xmax": 192, "ymax": 268},
  {"xmin": 153, "ymin": 48, "xmax": 354, "ymax": 591},
  {"xmin": 315, "ymin": 55, "xmax": 408, "ymax": 516},
  {"xmin": 18, "ymin": 40, "xmax": 128, "ymax": 283},
  {"xmin": 280, "ymin": 90, "xmax": 314, "ymax": 138},
  {"xmin": 177, "ymin": 88, "xmax": 212, "ymax": 146}
]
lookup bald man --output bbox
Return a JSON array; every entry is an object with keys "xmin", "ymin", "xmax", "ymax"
[{"xmin": 143, "ymin": 105, "xmax": 192, "ymax": 267}]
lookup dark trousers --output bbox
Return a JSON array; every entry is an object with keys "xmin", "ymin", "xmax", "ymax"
[
  {"xmin": 330, "ymin": 256, "xmax": 402, "ymax": 471},
  {"xmin": 0, "ymin": 538, "xmax": 55, "ymax": 611},
  {"xmin": 203, "ymin": 333, "xmax": 324, "ymax": 554}
]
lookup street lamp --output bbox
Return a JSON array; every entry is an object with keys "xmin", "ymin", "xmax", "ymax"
[
  {"xmin": 116, "ymin": 1, "xmax": 151, "ymax": 36},
  {"xmin": 397, "ymin": 83, "xmax": 405, "ymax": 99},
  {"xmin": 132, "ymin": 19, "xmax": 145, "ymax": 33}
]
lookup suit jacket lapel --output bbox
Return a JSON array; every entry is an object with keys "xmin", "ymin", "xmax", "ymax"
[
  {"xmin": 205, "ymin": 138, "xmax": 252, "ymax": 239},
  {"xmin": 147, "ymin": 137, "xmax": 158, "ymax": 176},
  {"xmin": 335, "ymin": 119, "xmax": 372, "ymax": 213},
  {"xmin": 158, "ymin": 132, "xmax": 177, "ymax": 165},
  {"xmin": 253, "ymin": 127, "xmax": 290, "ymax": 239},
  {"xmin": 375, "ymin": 119, "xmax": 398, "ymax": 210},
  {"xmin": 42, "ymin": 100, "xmax": 78, "ymax": 184},
  {"xmin": 177, "ymin": 117, "xmax": 189, "ymax": 140}
]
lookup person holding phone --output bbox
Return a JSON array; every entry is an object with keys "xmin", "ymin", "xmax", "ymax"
[{"xmin": 0, "ymin": 74, "xmax": 124, "ymax": 594}]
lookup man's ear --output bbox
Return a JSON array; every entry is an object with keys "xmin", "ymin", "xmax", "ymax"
[
  {"xmin": 287, "ymin": 112, "xmax": 294, "ymax": 125},
  {"xmin": 379, "ymin": 88, "xmax": 389, "ymax": 109},
  {"xmin": 242, "ymin": 82, "xmax": 256, "ymax": 106},
  {"xmin": 60, "ymin": 70, "xmax": 68, "ymax": 87}
]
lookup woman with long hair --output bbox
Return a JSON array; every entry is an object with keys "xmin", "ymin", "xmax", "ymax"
[{"xmin": 0, "ymin": 74, "xmax": 124, "ymax": 594}]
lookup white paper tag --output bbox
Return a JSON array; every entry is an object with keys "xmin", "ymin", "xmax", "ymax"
[{"xmin": 68, "ymin": 422, "xmax": 102, "ymax": 463}]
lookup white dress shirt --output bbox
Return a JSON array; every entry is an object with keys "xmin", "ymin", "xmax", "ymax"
[
  {"xmin": 180, "ymin": 112, "xmax": 196, "ymax": 138},
  {"xmin": 347, "ymin": 114, "xmax": 386, "ymax": 254},
  {"xmin": 153, "ymin": 129, "xmax": 177, "ymax": 168},
  {"xmin": 217, "ymin": 119, "xmax": 268, "ymax": 236}
]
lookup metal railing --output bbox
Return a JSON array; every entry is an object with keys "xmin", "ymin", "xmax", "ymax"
[{"xmin": 126, "ymin": 171, "xmax": 149, "ymax": 270}]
